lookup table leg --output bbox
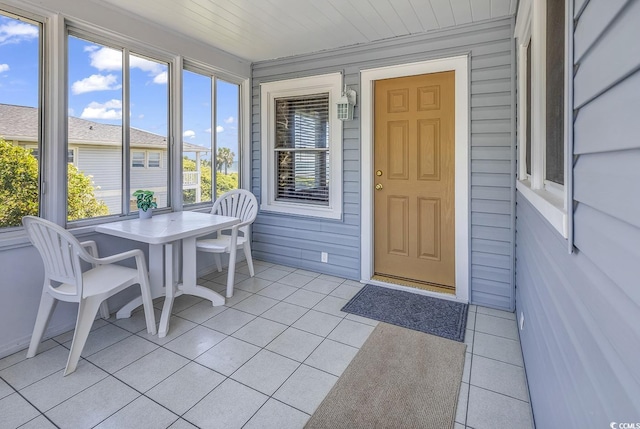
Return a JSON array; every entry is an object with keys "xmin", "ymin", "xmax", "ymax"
[
  {"xmin": 159, "ymin": 242, "xmax": 176, "ymax": 338},
  {"xmin": 116, "ymin": 243, "xmax": 164, "ymax": 319},
  {"xmin": 226, "ymin": 226, "xmax": 239, "ymax": 298},
  {"xmin": 179, "ymin": 236, "xmax": 225, "ymax": 306}
]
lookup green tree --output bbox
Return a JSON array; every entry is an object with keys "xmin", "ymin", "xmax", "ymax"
[
  {"xmin": 0, "ymin": 138, "xmax": 108, "ymax": 227},
  {"xmin": 0, "ymin": 138, "xmax": 39, "ymax": 227},
  {"xmin": 216, "ymin": 147, "xmax": 235, "ymax": 175},
  {"xmin": 216, "ymin": 172, "xmax": 238, "ymax": 198},
  {"xmin": 67, "ymin": 164, "xmax": 109, "ymax": 220}
]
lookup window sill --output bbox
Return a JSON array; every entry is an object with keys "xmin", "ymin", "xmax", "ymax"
[
  {"xmin": 517, "ymin": 180, "xmax": 567, "ymax": 238},
  {"xmin": 260, "ymin": 202, "xmax": 342, "ymax": 220},
  {"xmin": 0, "ymin": 223, "xmax": 97, "ymax": 252}
]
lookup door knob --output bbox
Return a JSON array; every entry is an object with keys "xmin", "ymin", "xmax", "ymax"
[
  {"xmin": 376, "ymin": 170, "xmax": 383, "ymax": 176},
  {"xmin": 375, "ymin": 183, "xmax": 383, "ymax": 190}
]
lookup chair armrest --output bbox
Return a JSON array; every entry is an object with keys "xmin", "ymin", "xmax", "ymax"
[
  {"xmin": 92, "ymin": 248, "xmax": 145, "ymax": 266},
  {"xmin": 88, "ymin": 248, "xmax": 149, "ymax": 285},
  {"xmin": 79, "ymin": 240, "xmax": 99, "ymax": 258},
  {"xmin": 79, "ymin": 240, "xmax": 99, "ymax": 269}
]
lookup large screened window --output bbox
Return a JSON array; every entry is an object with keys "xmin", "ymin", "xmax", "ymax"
[
  {"xmin": 0, "ymin": 11, "xmax": 42, "ymax": 229},
  {"xmin": 182, "ymin": 67, "xmax": 240, "ymax": 206},
  {"xmin": 67, "ymin": 33, "xmax": 169, "ymax": 222},
  {"xmin": 260, "ymin": 73, "xmax": 342, "ymax": 219}
]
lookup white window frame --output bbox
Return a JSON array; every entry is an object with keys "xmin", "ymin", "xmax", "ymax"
[
  {"xmin": 0, "ymin": 7, "xmax": 44, "ymax": 236},
  {"xmin": 182, "ymin": 60, "xmax": 248, "ymax": 209},
  {"xmin": 260, "ymin": 72, "xmax": 343, "ymax": 220},
  {"xmin": 514, "ymin": 0, "xmax": 571, "ymax": 238}
]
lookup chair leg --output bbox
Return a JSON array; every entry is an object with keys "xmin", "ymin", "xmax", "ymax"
[
  {"xmin": 99, "ymin": 301, "xmax": 110, "ymax": 319},
  {"xmin": 27, "ymin": 291, "xmax": 57, "ymax": 358},
  {"xmin": 64, "ymin": 297, "xmax": 102, "ymax": 376},
  {"xmin": 243, "ymin": 242, "xmax": 255, "ymax": 277},
  {"xmin": 138, "ymin": 279, "xmax": 157, "ymax": 335},
  {"xmin": 214, "ymin": 254, "xmax": 222, "ymax": 272}
]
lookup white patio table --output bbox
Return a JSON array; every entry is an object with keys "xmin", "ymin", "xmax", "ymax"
[{"xmin": 96, "ymin": 211, "xmax": 240, "ymax": 337}]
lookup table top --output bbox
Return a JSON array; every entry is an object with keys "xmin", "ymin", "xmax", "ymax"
[{"xmin": 95, "ymin": 211, "xmax": 240, "ymax": 244}]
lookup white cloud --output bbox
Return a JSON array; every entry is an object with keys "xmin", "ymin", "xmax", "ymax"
[
  {"xmin": 153, "ymin": 71, "xmax": 167, "ymax": 84},
  {"xmin": 80, "ymin": 99, "xmax": 122, "ymax": 120},
  {"xmin": 88, "ymin": 47, "xmax": 122, "ymax": 71},
  {"xmin": 138, "ymin": 114, "xmax": 144, "ymax": 119},
  {"xmin": 216, "ymin": 125, "xmax": 224, "ymax": 133},
  {"xmin": 205, "ymin": 128, "xmax": 211, "ymax": 133},
  {"xmin": 183, "ymin": 130, "xmax": 196, "ymax": 139},
  {"xmin": 224, "ymin": 116, "xmax": 234, "ymax": 124},
  {"xmin": 0, "ymin": 21, "xmax": 38, "ymax": 45},
  {"xmin": 130, "ymin": 56, "xmax": 163, "ymax": 74},
  {"xmin": 88, "ymin": 47, "xmax": 167, "ymax": 84},
  {"xmin": 68, "ymin": 108, "xmax": 75, "ymax": 117},
  {"xmin": 0, "ymin": 63, "xmax": 9, "ymax": 73},
  {"xmin": 71, "ymin": 74, "xmax": 121, "ymax": 94}
]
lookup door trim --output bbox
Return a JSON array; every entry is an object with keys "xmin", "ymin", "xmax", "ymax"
[{"xmin": 360, "ymin": 55, "xmax": 470, "ymax": 303}]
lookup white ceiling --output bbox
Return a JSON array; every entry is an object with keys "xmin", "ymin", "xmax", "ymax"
[{"xmin": 98, "ymin": 0, "xmax": 517, "ymax": 62}]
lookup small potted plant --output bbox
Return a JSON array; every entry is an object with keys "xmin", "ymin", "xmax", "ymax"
[{"xmin": 133, "ymin": 190, "xmax": 157, "ymax": 219}]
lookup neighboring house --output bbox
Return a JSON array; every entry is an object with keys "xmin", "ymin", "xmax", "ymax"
[
  {"xmin": 0, "ymin": 1, "xmax": 638, "ymax": 427},
  {"xmin": 0, "ymin": 103, "xmax": 210, "ymax": 212}
]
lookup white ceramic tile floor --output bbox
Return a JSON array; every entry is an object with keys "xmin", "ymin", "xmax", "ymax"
[{"xmin": 0, "ymin": 261, "xmax": 534, "ymax": 428}]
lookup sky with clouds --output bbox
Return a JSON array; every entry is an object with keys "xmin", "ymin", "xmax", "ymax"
[{"xmin": 0, "ymin": 13, "xmax": 239, "ymax": 163}]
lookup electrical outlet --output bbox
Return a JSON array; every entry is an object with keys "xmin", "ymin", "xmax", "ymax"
[
  {"xmin": 519, "ymin": 312, "xmax": 525, "ymax": 330},
  {"xmin": 321, "ymin": 252, "xmax": 328, "ymax": 263}
]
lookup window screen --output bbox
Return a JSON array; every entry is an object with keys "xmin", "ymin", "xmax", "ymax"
[{"xmin": 545, "ymin": 0, "xmax": 564, "ymax": 185}]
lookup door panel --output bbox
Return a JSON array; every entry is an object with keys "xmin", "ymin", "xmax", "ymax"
[
  {"xmin": 373, "ymin": 71, "xmax": 455, "ymax": 290},
  {"xmin": 387, "ymin": 196, "xmax": 409, "ymax": 256}
]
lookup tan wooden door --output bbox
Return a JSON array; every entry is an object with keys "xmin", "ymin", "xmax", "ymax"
[{"xmin": 373, "ymin": 71, "xmax": 455, "ymax": 291}]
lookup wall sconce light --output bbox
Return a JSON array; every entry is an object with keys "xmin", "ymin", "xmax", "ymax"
[{"xmin": 337, "ymin": 86, "xmax": 357, "ymax": 121}]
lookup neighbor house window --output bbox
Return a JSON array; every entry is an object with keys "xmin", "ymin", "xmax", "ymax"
[
  {"xmin": 67, "ymin": 30, "xmax": 170, "ymax": 222},
  {"xmin": 132, "ymin": 151, "xmax": 145, "ymax": 168},
  {"xmin": 147, "ymin": 151, "xmax": 161, "ymax": 168},
  {"xmin": 67, "ymin": 148, "xmax": 76, "ymax": 164},
  {"xmin": 0, "ymin": 10, "xmax": 42, "ymax": 230},
  {"xmin": 25, "ymin": 147, "xmax": 75, "ymax": 165},
  {"xmin": 515, "ymin": 0, "xmax": 568, "ymax": 236},
  {"xmin": 131, "ymin": 150, "xmax": 160, "ymax": 168},
  {"xmin": 260, "ymin": 73, "xmax": 342, "ymax": 219}
]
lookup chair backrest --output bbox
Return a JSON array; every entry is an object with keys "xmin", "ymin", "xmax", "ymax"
[
  {"xmin": 211, "ymin": 189, "xmax": 258, "ymax": 232},
  {"xmin": 22, "ymin": 216, "xmax": 86, "ymax": 298}
]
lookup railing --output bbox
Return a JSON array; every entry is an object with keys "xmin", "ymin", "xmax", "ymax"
[{"xmin": 183, "ymin": 171, "xmax": 200, "ymax": 188}]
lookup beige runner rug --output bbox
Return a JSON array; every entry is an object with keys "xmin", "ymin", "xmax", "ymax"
[{"xmin": 305, "ymin": 322, "xmax": 466, "ymax": 429}]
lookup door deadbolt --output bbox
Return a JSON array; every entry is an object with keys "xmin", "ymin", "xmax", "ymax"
[
  {"xmin": 375, "ymin": 183, "xmax": 383, "ymax": 190},
  {"xmin": 376, "ymin": 170, "xmax": 383, "ymax": 176}
]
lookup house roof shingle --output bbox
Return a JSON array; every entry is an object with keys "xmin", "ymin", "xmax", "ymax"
[{"xmin": 0, "ymin": 104, "xmax": 209, "ymax": 152}]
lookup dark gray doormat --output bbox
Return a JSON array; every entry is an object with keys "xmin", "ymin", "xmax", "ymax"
[{"xmin": 341, "ymin": 284, "xmax": 468, "ymax": 342}]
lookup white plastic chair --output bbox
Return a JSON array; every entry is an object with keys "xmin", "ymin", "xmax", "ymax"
[
  {"xmin": 22, "ymin": 216, "xmax": 157, "ymax": 375},
  {"xmin": 197, "ymin": 189, "xmax": 258, "ymax": 296}
]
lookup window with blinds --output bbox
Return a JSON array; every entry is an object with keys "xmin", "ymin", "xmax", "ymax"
[{"xmin": 274, "ymin": 94, "xmax": 330, "ymax": 205}]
